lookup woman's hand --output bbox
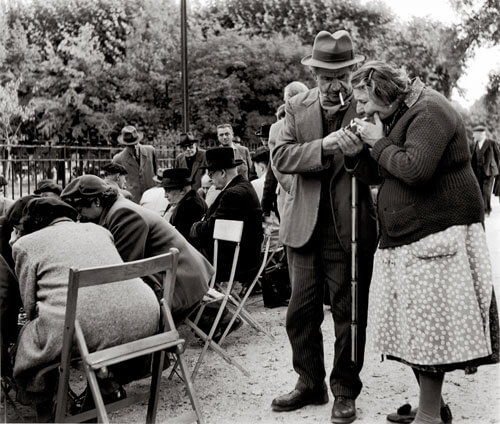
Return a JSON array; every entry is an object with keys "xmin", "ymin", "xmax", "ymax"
[
  {"xmin": 354, "ymin": 113, "xmax": 384, "ymax": 147},
  {"xmin": 337, "ymin": 128, "xmax": 364, "ymax": 157}
]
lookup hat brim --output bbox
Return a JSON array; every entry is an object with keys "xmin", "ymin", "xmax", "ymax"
[
  {"xmin": 161, "ymin": 179, "xmax": 194, "ymax": 189},
  {"xmin": 201, "ymin": 158, "xmax": 244, "ymax": 171},
  {"xmin": 301, "ymin": 54, "xmax": 365, "ymax": 70},
  {"xmin": 118, "ymin": 132, "xmax": 144, "ymax": 145},
  {"xmin": 177, "ymin": 140, "xmax": 198, "ymax": 146}
]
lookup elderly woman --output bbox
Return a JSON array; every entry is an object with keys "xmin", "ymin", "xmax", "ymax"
[
  {"xmin": 11, "ymin": 197, "xmax": 160, "ymax": 421},
  {"xmin": 336, "ymin": 61, "xmax": 499, "ymax": 424}
]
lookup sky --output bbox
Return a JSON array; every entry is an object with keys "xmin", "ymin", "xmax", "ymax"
[{"xmin": 368, "ymin": 0, "xmax": 500, "ymax": 108}]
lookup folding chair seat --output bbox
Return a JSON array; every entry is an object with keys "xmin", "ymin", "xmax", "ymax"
[{"xmin": 54, "ymin": 248, "xmax": 204, "ymax": 424}]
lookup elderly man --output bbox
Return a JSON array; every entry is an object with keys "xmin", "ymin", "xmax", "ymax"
[
  {"xmin": 190, "ymin": 147, "xmax": 263, "ymax": 284},
  {"xmin": 174, "ymin": 132, "xmax": 206, "ymax": 191},
  {"xmin": 271, "ymin": 30, "xmax": 377, "ymax": 423},
  {"xmin": 161, "ymin": 167, "xmax": 207, "ymax": 245},
  {"xmin": 471, "ymin": 124, "xmax": 499, "ymax": 215},
  {"xmin": 112, "ymin": 125, "xmax": 157, "ymax": 203},
  {"xmin": 61, "ymin": 175, "xmax": 213, "ymax": 321},
  {"xmin": 101, "ymin": 162, "xmax": 133, "ymax": 200},
  {"xmin": 216, "ymin": 124, "xmax": 252, "ymax": 180}
]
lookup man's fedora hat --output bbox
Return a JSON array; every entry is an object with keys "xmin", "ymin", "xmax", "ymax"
[
  {"xmin": 117, "ymin": 125, "xmax": 143, "ymax": 145},
  {"xmin": 202, "ymin": 147, "xmax": 243, "ymax": 171},
  {"xmin": 177, "ymin": 132, "xmax": 199, "ymax": 146},
  {"xmin": 255, "ymin": 124, "xmax": 271, "ymax": 138},
  {"xmin": 160, "ymin": 168, "xmax": 193, "ymax": 189},
  {"xmin": 472, "ymin": 124, "xmax": 487, "ymax": 132},
  {"xmin": 301, "ymin": 30, "xmax": 365, "ymax": 70},
  {"xmin": 102, "ymin": 162, "xmax": 128, "ymax": 175}
]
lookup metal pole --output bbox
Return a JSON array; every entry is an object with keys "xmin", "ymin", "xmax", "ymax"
[
  {"xmin": 350, "ymin": 175, "xmax": 358, "ymax": 365},
  {"xmin": 181, "ymin": 0, "xmax": 189, "ymax": 132}
]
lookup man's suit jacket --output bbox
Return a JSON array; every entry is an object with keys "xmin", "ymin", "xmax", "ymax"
[
  {"xmin": 113, "ymin": 144, "xmax": 157, "ymax": 203},
  {"xmin": 169, "ymin": 189, "xmax": 207, "ymax": 246},
  {"xmin": 190, "ymin": 175, "xmax": 263, "ymax": 282},
  {"xmin": 472, "ymin": 139, "xmax": 499, "ymax": 181},
  {"xmin": 174, "ymin": 149, "xmax": 206, "ymax": 191},
  {"xmin": 233, "ymin": 144, "xmax": 252, "ymax": 180},
  {"xmin": 272, "ymin": 87, "xmax": 377, "ymax": 254},
  {"xmin": 99, "ymin": 197, "xmax": 213, "ymax": 314}
]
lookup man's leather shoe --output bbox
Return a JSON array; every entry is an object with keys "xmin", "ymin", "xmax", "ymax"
[
  {"xmin": 271, "ymin": 385, "xmax": 328, "ymax": 412},
  {"xmin": 331, "ymin": 396, "xmax": 356, "ymax": 423}
]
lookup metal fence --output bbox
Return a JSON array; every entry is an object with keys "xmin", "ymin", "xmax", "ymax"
[{"xmin": 0, "ymin": 144, "xmax": 176, "ymax": 199}]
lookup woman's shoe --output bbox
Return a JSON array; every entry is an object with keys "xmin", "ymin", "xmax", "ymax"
[{"xmin": 387, "ymin": 403, "xmax": 452, "ymax": 423}]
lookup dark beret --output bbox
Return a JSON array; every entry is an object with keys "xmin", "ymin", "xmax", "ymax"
[
  {"xmin": 33, "ymin": 179, "xmax": 62, "ymax": 195},
  {"xmin": 5, "ymin": 195, "xmax": 40, "ymax": 226},
  {"xmin": 102, "ymin": 162, "xmax": 128, "ymax": 175}
]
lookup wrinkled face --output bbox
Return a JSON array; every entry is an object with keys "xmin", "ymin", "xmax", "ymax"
[
  {"xmin": 208, "ymin": 169, "xmax": 226, "ymax": 189},
  {"xmin": 314, "ymin": 67, "xmax": 353, "ymax": 109},
  {"xmin": 164, "ymin": 187, "xmax": 185, "ymax": 204},
  {"xmin": 182, "ymin": 143, "xmax": 197, "ymax": 158},
  {"xmin": 217, "ymin": 127, "xmax": 233, "ymax": 146},
  {"xmin": 72, "ymin": 198, "xmax": 103, "ymax": 223},
  {"xmin": 353, "ymin": 87, "xmax": 394, "ymax": 120}
]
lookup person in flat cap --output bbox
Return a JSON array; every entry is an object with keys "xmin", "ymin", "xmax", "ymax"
[
  {"xmin": 174, "ymin": 132, "xmax": 207, "ymax": 191},
  {"xmin": 250, "ymin": 147, "xmax": 270, "ymax": 203},
  {"xmin": 112, "ymin": 125, "xmax": 157, "ymax": 203},
  {"xmin": 190, "ymin": 146, "xmax": 263, "ymax": 285},
  {"xmin": 471, "ymin": 124, "xmax": 499, "ymax": 215},
  {"xmin": 0, "ymin": 175, "xmax": 14, "ymax": 217},
  {"xmin": 161, "ymin": 168, "xmax": 206, "ymax": 245},
  {"xmin": 271, "ymin": 30, "xmax": 377, "ymax": 422},
  {"xmin": 102, "ymin": 162, "xmax": 133, "ymax": 200},
  {"xmin": 61, "ymin": 175, "xmax": 213, "ymax": 320},
  {"xmin": 33, "ymin": 179, "xmax": 62, "ymax": 198},
  {"xmin": 9, "ymin": 196, "xmax": 160, "ymax": 420}
]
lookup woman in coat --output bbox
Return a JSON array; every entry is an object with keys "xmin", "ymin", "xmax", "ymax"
[
  {"xmin": 338, "ymin": 61, "xmax": 498, "ymax": 424},
  {"xmin": 11, "ymin": 197, "xmax": 160, "ymax": 419}
]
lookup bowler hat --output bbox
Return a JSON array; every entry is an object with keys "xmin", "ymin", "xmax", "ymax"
[
  {"xmin": 301, "ymin": 30, "xmax": 365, "ymax": 70},
  {"xmin": 0, "ymin": 175, "xmax": 7, "ymax": 186},
  {"xmin": 33, "ymin": 179, "xmax": 62, "ymax": 196},
  {"xmin": 160, "ymin": 168, "xmax": 193, "ymax": 189},
  {"xmin": 177, "ymin": 132, "xmax": 198, "ymax": 146},
  {"xmin": 61, "ymin": 175, "xmax": 111, "ymax": 200},
  {"xmin": 255, "ymin": 124, "xmax": 271, "ymax": 138},
  {"xmin": 117, "ymin": 125, "xmax": 143, "ymax": 145},
  {"xmin": 252, "ymin": 146, "xmax": 270, "ymax": 163},
  {"xmin": 472, "ymin": 124, "xmax": 487, "ymax": 132},
  {"xmin": 202, "ymin": 147, "xmax": 243, "ymax": 171},
  {"xmin": 102, "ymin": 162, "xmax": 128, "ymax": 175}
]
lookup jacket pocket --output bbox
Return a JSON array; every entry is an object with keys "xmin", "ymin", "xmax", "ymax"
[{"xmin": 409, "ymin": 228, "xmax": 460, "ymax": 260}]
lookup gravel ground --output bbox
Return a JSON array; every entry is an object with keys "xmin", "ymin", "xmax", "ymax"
[{"xmin": 3, "ymin": 202, "xmax": 500, "ymax": 424}]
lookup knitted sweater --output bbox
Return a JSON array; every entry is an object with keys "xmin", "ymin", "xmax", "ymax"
[{"xmin": 351, "ymin": 79, "xmax": 483, "ymax": 248}]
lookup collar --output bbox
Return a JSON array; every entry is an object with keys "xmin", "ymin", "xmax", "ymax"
[{"xmin": 404, "ymin": 78, "xmax": 425, "ymax": 108}]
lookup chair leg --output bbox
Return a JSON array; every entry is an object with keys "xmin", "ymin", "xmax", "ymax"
[
  {"xmin": 146, "ymin": 351, "xmax": 166, "ymax": 424},
  {"xmin": 176, "ymin": 349, "xmax": 205, "ymax": 424},
  {"xmin": 83, "ymin": 365, "xmax": 108, "ymax": 423}
]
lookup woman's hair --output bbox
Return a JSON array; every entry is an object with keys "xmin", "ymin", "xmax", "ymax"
[
  {"xmin": 351, "ymin": 61, "xmax": 411, "ymax": 106},
  {"xmin": 20, "ymin": 197, "xmax": 78, "ymax": 235}
]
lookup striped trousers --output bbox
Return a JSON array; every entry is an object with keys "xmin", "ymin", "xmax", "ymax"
[{"xmin": 286, "ymin": 203, "xmax": 372, "ymax": 399}]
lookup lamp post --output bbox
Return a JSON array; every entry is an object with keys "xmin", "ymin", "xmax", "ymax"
[{"xmin": 181, "ymin": 0, "xmax": 189, "ymax": 132}]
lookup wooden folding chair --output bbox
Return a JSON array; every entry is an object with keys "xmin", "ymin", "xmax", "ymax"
[
  {"xmin": 184, "ymin": 219, "xmax": 249, "ymax": 380},
  {"xmin": 54, "ymin": 248, "xmax": 204, "ymax": 424}
]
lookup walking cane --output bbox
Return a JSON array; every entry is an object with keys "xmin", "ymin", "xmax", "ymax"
[{"xmin": 350, "ymin": 174, "xmax": 358, "ymax": 366}]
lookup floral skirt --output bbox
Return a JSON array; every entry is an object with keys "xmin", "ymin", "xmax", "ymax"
[{"xmin": 367, "ymin": 223, "xmax": 499, "ymax": 373}]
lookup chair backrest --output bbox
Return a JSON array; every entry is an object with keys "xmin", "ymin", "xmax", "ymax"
[{"xmin": 211, "ymin": 219, "xmax": 244, "ymax": 288}]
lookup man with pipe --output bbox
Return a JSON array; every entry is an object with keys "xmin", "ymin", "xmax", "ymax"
[{"xmin": 271, "ymin": 30, "xmax": 377, "ymax": 423}]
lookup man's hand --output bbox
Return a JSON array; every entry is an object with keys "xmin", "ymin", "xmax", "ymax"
[
  {"xmin": 321, "ymin": 130, "xmax": 344, "ymax": 155},
  {"xmin": 337, "ymin": 128, "xmax": 364, "ymax": 156},
  {"xmin": 353, "ymin": 113, "xmax": 384, "ymax": 147}
]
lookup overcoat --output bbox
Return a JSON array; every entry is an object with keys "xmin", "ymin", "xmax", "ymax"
[
  {"xmin": 169, "ymin": 189, "xmax": 207, "ymax": 245},
  {"xmin": 273, "ymin": 87, "xmax": 377, "ymax": 254},
  {"xmin": 99, "ymin": 197, "xmax": 212, "ymax": 313},
  {"xmin": 12, "ymin": 220, "xmax": 160, "ymax": 393},
  {"xmin": 175, "ymin": 149, "xmax": 206, "ymax": 191},
  {"xmin": 190, "ymin": 175, "xmax": 263, "ymax": 283},
  {"xmin": 113, "ymin": 144, "xmax": 157, "ymax": 203}
]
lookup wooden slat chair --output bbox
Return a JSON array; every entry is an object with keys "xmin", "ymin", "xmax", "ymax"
[
  {"xmin": 54, "ymin": 249, "xmax": 204, "ymax": 424},
  {"xmin": 183, "ymin": 219, "xmax": 249, "ymax": 380}
]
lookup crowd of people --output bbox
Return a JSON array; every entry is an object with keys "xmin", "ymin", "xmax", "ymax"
[{"xmin": 0, "ymin": 27, "xmax": 499, "ymax": 424}]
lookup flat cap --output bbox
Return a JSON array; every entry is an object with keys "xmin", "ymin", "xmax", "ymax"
[
  {"xmin": 33, "ymin": 179, "xmax": 62, "ymax": 195},
  {"xmin": 102, "ymin": 162, "xmax": 128, "ymax": 175},
  {"xmin": 61, "ymin": 175, "xmax": 110, "ymax": 199}
]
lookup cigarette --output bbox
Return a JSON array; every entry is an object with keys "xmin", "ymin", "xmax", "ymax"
[{"xmin": 339, "ymin": 92, "xmax": 344, "ymax": 106}]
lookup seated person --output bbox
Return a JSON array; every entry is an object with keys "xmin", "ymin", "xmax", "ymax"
[
  {"xmin": 161, "ymin": 168, "xmax": 207, "ymax": 246},
  {"xmin": 33, "ymin": 180, "xmax": 62, "ymax": 198},
  {"xmin": 10, "ymin": 197, "xmax": 160, "ymax": 421},
  {"xmin": 61, "ymin": 175, "xmax": 213, "ymax": 319},
  {"xmin": 190, "ymin": 147, "xmax": 263, "ymax": 285},
  {"xmin": 101, "ymin": 162, "xmax": 133, "ymax": 200},
  {"xmin": 140, "ymin": 168, "xmax": 169, "ymax": 216}
]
